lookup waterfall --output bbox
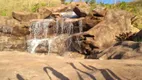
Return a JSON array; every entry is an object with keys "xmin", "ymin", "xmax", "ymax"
[
  {"xmin": 27, "ymin": 17, "xmax": 83, "ymax": 54},
  {"xmin": 27, "ymin": 19, "xmax": 54, "ymax": 54},
  {"xmin": 30, "ymin": 19, "xmax": 54, "ymax": 39}
]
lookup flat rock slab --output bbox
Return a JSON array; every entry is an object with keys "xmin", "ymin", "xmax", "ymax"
[{"xmin": 0, "ymin": 51, "xmax": 142, "ymax": 80}]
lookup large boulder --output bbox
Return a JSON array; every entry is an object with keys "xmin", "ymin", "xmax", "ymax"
[
  {"xmin": 92, "ymin": 7, "xmax": 107, "ymax": 17},
  {"xmin": 37, "ymin": 7, "xmax": 52, "ymax": 19},
  {"xmin": 72, "ymin": 2, "xmax": 90, "ymax": 17},
  {"xmin": 86, "ymin": 9, "xmax": 138, "ymax": 49},
  {"xmin": 99, "ymin": 41, "xmax": 142, "ymax": 60},
  {"xmin": 73, "ymin": 6, "xmax": 88, "ymax": 17},
  {"xmin": 45, "ymin": 4, "xmax": 70, "ymax": 13},
  {"xmin": 0, "ymin": 16, "xmax": 29, "ymax": 37},
  {"xmin": 82, "ymin": 16, "xmax": 104, "ymax": 31},
  {"xmin": 66, "ymin": 9, "xmax": 139, "ymax": 55},
  {"xmin": 12, "ymin": 12, "xmax": 40, "ymax": 22}
]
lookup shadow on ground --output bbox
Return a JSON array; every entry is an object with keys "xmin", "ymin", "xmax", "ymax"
[{"xmin": 43, "ymin": 62, "xmax": 121, "ymax": 80}]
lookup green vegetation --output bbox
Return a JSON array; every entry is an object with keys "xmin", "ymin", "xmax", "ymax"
[
  {"xmin": 89, "ymin": 0, "xmax": 142, "ymax": 29},
  {"xmin": 31, "ymin": 2, "xmax": 47, "ymax": 12},
  {"xmin": 0, "ymin": 0, "xmax": 61, "ymax": 16},
  {"xmin": 0, "ymin": 10, "xmax": 7, "ymax": 16},
  {"xmin": 88, "ymin": 0, "xmax": 142, "ymax": 15}
]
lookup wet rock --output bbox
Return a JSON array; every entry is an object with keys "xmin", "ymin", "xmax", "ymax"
[
  {"xmin": 99, "ymin": 41, "xmax": 142, "ymax": 60},
  {"xmin": 47, "ymin": 34, "xmax": 69, "ymax": 55},
  {"xmin": 27, "ymin": 19, "xmax": 56, "ymax": 40},
  {"xmin": 27, "ymin": 18, "xmax": 86, "ymax": 40},
  {"xmin": 12, "ymin": 11, "xmax": 39, "ymax": 22},
  {"xmin": 28, "ymin": 34, "xmax": 69, "ymax": 55},
  {"xmin": 55, "ymin": 18, "xmax": 86, "ymax": 34}
]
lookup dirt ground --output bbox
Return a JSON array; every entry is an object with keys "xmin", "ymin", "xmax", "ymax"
[{"xmin": 0, "ymin": 51, "xmax": 142, "ymax": 80}]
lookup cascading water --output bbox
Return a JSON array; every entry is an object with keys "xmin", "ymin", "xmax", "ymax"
[
  {"xmin": 27, "ymin": 14, "xmax": 83, "ymax": 54},
  {"xmin": 27, "ymin": 19, "xmax": 54, "ymax": 54},
  {"xmin": 60, "ymin": 11, "xmax": 78, "ymax": 18},
  {"xmin": 30, "ymin": 19, "xmax": 54, "ymax": 39}
]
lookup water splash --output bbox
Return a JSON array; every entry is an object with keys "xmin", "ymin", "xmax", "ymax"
[{"xmin": 27, "ymin": 38, "xmax": 49, "ymax": 53}]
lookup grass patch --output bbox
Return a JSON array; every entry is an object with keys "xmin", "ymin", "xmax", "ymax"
[
  {"xmin": 89, "ymin": 1, "xmax": 142, "ymax": 29},
  {"xmin": 89, "ymin": 1, "xmax": 142, "ymax": 15},
  {"xmin": 31, "ymin": 2, "xmax": 47, "ymax": 12},
  {"xmin": 0, "ymin": 0, "xmax": 61, "ymax": 16}
]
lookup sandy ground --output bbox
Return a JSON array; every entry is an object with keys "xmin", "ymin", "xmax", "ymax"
[{"xmin": 0, "ymin": 51, "xmax": 142, "ymax": 80}]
